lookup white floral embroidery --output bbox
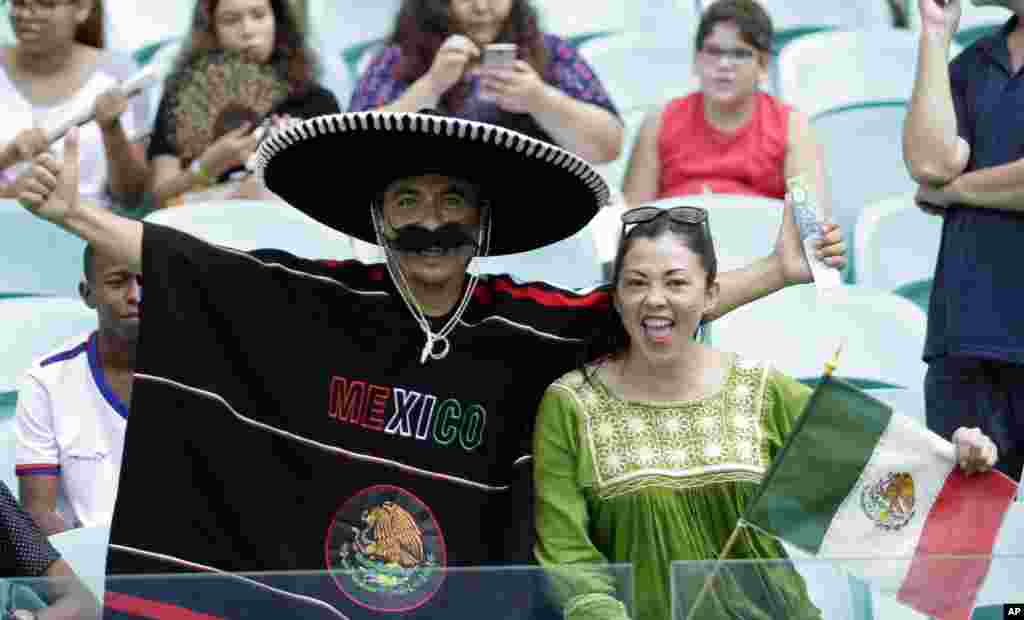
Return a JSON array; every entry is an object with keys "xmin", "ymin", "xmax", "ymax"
[
  {"xmin": 705, "ymin": 444, "xmax": 723, "ymax": 459},
  {"xmin": 733, "ymin": 414, "xmax": 749, "ymax": 429},
  {"xmin": 597, "ymin": 421, "xmax": 616, "ymax": 440},
  {"xmin": 627, "ymin": 417, "xmax": 646, "ymax": 435},
  {"xmin": 670, "ymin": 448, "xmax": 689, "ymax": 465},
  {"xmin": 738, "ymin": 358, "xmax": 760, "ymax": 370},
  {"xmin": 605, "ymin": 451, "xmax": 625, "ymax": 474},
  {"xmin": 734, "ymin": 385, "xmax": 753, "ymax": 400},
  {"xmin": 636, "ymin": 445, "xmax": 657, "ymax": 466},
  {"xmin": 699, "ymin": 416, "xmax": 717, "ymax": 433},
  {"xmin": 664, "ymin": 417, "xmax": 682, "ymax": 434}
]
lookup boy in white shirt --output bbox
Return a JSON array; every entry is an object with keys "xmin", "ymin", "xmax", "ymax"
[{"xmin": 15, "ymin": 244, "xmax": 139, "ymax": 534}]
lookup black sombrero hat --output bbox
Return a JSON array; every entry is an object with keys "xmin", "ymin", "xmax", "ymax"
[{"xmin": 252, "ymin": 111, "xmax": 611, "ymax": 256}]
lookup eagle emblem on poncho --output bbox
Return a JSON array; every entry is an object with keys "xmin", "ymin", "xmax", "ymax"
[
  {"xmin": 328, "ymin": 486, "xmax": 446, "ymax": 612},
  {"xmin": 861, "ymin": 471, "xmax": 916, "ymax": 531}
]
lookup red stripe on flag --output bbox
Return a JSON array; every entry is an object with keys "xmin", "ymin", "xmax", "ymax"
[
  {"xmin": 104, "ymin": 592, "xmax": 227, "ymax": 620},
  {"xmin": 896, "ymin": 467, "xmax": 1018, "ymax": 620}
]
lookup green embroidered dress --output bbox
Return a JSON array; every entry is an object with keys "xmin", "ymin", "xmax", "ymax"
[{"xmin": 533, "ymin": 355, "xmax": 822, "ymax": 620}]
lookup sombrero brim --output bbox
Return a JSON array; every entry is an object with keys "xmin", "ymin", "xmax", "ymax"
[{"xmin": 253, "ymin": 112, "xmax": 610, "ymax": 256}]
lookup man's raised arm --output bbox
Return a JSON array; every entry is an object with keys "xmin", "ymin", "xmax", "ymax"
[{"xmin": 17, "ymin": 128, "xmax": 143, "ymax": 272}]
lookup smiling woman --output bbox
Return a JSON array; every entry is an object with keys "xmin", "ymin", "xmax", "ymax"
[{"xmin": 349, "ymin": 0, "xmax": 624, "ymax": 163}]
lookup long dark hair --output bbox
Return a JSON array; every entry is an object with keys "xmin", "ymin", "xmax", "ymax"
[
  {"xmin": 181, "ymin": 0, "xmax": 318, "ymax": 95},
  {"xmin": 388, "ymin": 0, "xmax": 548, "ymax": 111},
  {"xmin": 580, "ymin": 215, "xmax": 719, "ymax": 382}
]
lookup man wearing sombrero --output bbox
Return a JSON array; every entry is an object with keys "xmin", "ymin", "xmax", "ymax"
[{"xmin": 18, "ymin": 113, "xmax": 844, "ymax": 618}]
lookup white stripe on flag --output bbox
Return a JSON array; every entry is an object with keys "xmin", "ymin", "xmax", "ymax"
[{"xmin": 817, "ymin": 412, "xmax": 956, "ymax": 590}]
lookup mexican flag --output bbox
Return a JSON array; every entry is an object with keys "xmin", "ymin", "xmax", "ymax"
[{"xmin": 744, "ymin": 376, "xmax": 1019, "ymax": 620}]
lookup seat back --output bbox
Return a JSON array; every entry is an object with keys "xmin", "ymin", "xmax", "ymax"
[
  {"xmin": 647, "ymin": 194, "xmax": 782, "ymax": 273},
  {"xmin": 0, "ymin": 298, "xmax": 96, "ymax": 393},
  {"xmin": 0, "ymin": 201, "xmax": 87, "ymax": 298},
  {"xmin": 472, "ymin": 227, "xmax": 604, "ymax": 290},
  {"xmin": 709, "ymin": 284, "xmax": 928, "ymax": 390},
  {"xmin": 855, "ymin": 192, "xmax": 943, "ymax": 292},
  {"xmin": 812, "ymin": 101, "xmax": 915, "ymax": 281},
  {"xmin": 49, "ymin": 525, "xmax": 110, "ymax": 602},
  {"xmin": 144, "ymin": 200, "xmax": 382, "ymax": 262},
  {"xmin": 779, "ymin": 30, "xmax": 961, "ymax": 117}
]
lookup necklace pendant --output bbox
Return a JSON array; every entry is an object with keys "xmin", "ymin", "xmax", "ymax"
[{"xmin": 429, "ymin": 335, "xmax": 451, "ymax": 361}]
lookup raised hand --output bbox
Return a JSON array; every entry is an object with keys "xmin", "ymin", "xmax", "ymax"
[
  {"xmin": 775, "ymin": 193, "xmax": 846, "ymax": 286},
  {"xmin": 425, "ymin": 34, "xmax": 480, "ymax": 98},
  {"xmin": 17, "ymin": 127, "xmax": 80, "ymax": 226},
  {"xmin": 8, "ymin": 126, "xmax": 49, "ymax": 165},
  {"xmin": 199, "ymin": 123, "xmax": 263, "ymax": 179},
  {"xmin": 918, "ymin": 0, "xmax": 961, "ymax": 37},
  {"xmin": 953, "ymin": 427, "xmax": 998, "ymax": 475},
  {"xmin": 94, "ymin": 87, "xmax": 130, "ymax": 132},
  {"xmin": 480, "ymin": 60, "xmax": 548, "ymax": 114}
]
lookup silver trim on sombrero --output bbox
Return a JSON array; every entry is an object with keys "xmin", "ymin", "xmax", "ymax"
[{"xmin": 253, "ymin": 111, "xmax": 611, "ymax": 208}]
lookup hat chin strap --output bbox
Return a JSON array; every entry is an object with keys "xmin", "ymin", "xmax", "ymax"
[{"xmin": 371, "ymin": 203, "xmax": 493, "ymax": 365}]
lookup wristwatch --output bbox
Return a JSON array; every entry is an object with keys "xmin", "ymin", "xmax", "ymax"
[{"xmin": 189, "ymin": 158, "xmax": 213, "ymax": 187}]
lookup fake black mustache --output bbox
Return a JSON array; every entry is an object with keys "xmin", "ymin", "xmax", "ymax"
[{"xmin": 388, "ymin": 223, "xmax": 479, "ymax": 253}]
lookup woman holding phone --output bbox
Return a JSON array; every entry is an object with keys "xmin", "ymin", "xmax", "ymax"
[
  {"xmin": 0, "ymin": 0, "xmax": 148, "ymax": 209},
  {"xmin": 349, "ymin": 0, "xmax": 623, "ymax": 164}
]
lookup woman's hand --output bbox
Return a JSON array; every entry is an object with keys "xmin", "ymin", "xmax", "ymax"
[
  {"xmin": 94, "ymin": 87, "xmax": 130, "ymax": 132},
  {"xmin": 7, "ymin": 127, "xmax": 49, "ymax": 165},
  {"xmin": 479, "ymin": 60, "xmax": 548, "ymax": 114},
  {"xmin": 198, "ymin": 123, "xmax": 262, "ymax": 179},
  {"xmin": 953, "ymin": 427, "xmax": 998, "ymax": 475},
  {"xmin": 17, "ymin": 128, "xmax": 80, "ymax": 227},
  {"xmin": 425, "ymin": 34, "xmax": 480, "ymax": 99}
]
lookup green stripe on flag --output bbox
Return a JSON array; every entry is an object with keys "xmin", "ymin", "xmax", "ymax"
[{"xmin": 745, "ymin": 377, "xmax": 893, "ymax": 553}]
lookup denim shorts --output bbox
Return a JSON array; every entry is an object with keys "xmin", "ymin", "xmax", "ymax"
[{"xmin": 925, "ymin": 356, "xmax": 1024, "ymax": 481}]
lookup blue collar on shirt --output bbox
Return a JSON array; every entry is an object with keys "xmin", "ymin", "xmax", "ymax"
[
  {"xmin": 976, "ymin": 14, "xmax": 1021, "ymax": 76},
  {"xmin": 87, "ymin": 332, "xmax": 130, "ymax": 420}
]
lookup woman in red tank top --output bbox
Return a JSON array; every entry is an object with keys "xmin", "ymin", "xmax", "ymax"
[{"xmin": 622, "ymin": 0, "xmax": 829, "ymax": 208}]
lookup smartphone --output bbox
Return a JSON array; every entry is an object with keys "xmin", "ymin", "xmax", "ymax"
[{"xmin": 483, "ymin": 43, "xmax": 517, "ymax": 68}]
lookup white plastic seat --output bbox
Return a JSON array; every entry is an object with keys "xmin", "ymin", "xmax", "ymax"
[
  {"xmin": 811, "ymin": 101, "xmax": 915, "ymax": 281},
  {"xmin": 855, "ymin": 192, "xmax": 943, "ymax": 293},
  {"xmin": 708, "ymin": 284, "xmax": 928, "ymax": 390},
  {"xmin": 778, "ymin": 29, "xmax": 962, "ymax": 118},
  {"xmin": 472, "ymin": 226, "xmax": 605, "ymax": 291},
  {"xmin": 578, "ymin": 31, "xmax": 700, "ymax": 112},
  {"xmin": 0, "ymin": 298, "xmax": 97, "ymax": 393},
  {"xmin": 306, "ymin": 0, "xmax": 401, "ymax": 65},
  {"xmin": 697, "ymin": 0, "xmax": 891, "ymax": 34},
  {"xmin": 595, "ymin": 106, "xmax": 655, "ymax": 194},
  {"xmin": 103, "ymin": 0, "xmax": 195, "ymax": 53},
  {"xmin": 49, "ymin": 525, "xmax": 110, "ymax": 602},
  {"xmin": 0, "ymin": 414, "xmax": 17, "ymax": 501},
  {"xmin": 0, "ymin": 200, "xmax": 87, "ymax": 297},
  {"xmin": 647, "ymin": 194, "xmax": 783, "ymax": 273},
  {"xmin": 144, "ymin": 199, "xmax": 382, "ymax": 263}
]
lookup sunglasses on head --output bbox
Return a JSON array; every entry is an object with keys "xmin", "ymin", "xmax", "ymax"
[{"xmin": 621, "ymin": 206, "xmax": 708, "ymax": 227}]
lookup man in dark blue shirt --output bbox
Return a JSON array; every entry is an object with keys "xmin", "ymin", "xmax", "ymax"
[{"xmin": 904, "ymin": 0, "xmax": 1024, "ymax": 481}]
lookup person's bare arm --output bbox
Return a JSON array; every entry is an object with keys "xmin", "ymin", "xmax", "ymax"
[
  {"xmin": 18, "ymin": 128, "xmax": 143, "ymax": 272},
  {"xmin": 903, "ymin": 0, "xmax": 970, "ymax": 185},
  {"xmin": 526, "ymin": 84, "xmax": 623, "ymax": 164},
  {"xmin": 621, "ymin": 108, "xmax": 663, "ymax": 206},
  {"xmin": 784, "ymin": 109, "xmax": 832, "ymax": 220},
  {"xmin": 95, "ymin": 89, "xmax": 149, "ymax": 201},
  {"xmin": 378, "ymin": 35, "xmax": 479, "ymax": 114},
  {"xmin": 18, "ymin": 476, "xmax": 69, "ymax": 536},
  {"xmin": 34, "ymin": 560, "xmax": 100, "ymax": 620},
  {"xmin": 919, "ymin": 158, "xmax": 1024, "ymax": 212}
]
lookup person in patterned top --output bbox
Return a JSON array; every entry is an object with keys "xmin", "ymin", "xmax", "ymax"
[
  {"xmin": 532, "ymin": 206, "xmax": 998, "ymax": 620},
  {"xmin": 349, "ymin": 0, "xmax": 622, "ymax": 164},
  {"xmin": 0, "ymin": 482, "xmax": 98, "ymax": 619}
]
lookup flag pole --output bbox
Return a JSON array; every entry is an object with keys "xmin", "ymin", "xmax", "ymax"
[{"xmin": 682, "ymin": 520, "xmax": 745, "ymax": 620}]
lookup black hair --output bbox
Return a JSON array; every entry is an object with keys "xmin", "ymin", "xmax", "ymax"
[
  {"xmin": 579, "ymin": 214, "xmax": 718, "ymax": 383},
  {"xmin": 695, "ymin": 0, "xmax": 774, "ymax": 54}
]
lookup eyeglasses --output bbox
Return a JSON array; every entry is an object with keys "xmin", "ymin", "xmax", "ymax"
[
  {"xmin": 2, "ymin": 0, "xmax": 74, "ymax": 14},
  {"xmin": 621, "ymin": 206, "xmax": 709, "ymax": 227},
  {"xmin": 700, "ymin": 45, "xmax": 758, "ymax": 64}
]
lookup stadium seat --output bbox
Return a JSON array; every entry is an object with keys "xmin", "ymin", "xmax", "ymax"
[
  {"xmin": 778, "ymin": 29, "xmax": 962, "ymax": 118},
  {"xmin": 49, "ymin": 525, "xmax": 110, "ymax": 602},
  {"xmin": 578, "ymin": 31, "xmax": 700, "ymax": 112},
  {"xmin": 306, "ymin": 0, "xmax": 400, "ymax": 71},
  {"xmin": 0, "ymin": 298, "xmax": 96, "ymax": 394},
  {"xmin": 131, "ymin": 38, "xmax": 184, "ymax": 132},
  {"xmin": 144, "ymin": 200, "xmax": 383, "ymax": 263},
  {"xmin": 811, "ymin": 101, "xmax": 914, "ymax": 282},
  {"xmin": 855, "ymin": 192, "xmax": 943, "ymax": 293},
  {"xmin": 646, "ymin": 194, "xmax": 783, "ymax": 273},
  {"xmin": 893, "ymin": 278, "xmax": 932, "ymax": 314},
  {"xmin": 708, "ymin": 284, "xmax": 928, "ymax": 390},
  {"xmin": 594, "ymin": 106, "xmax": 654, "ymax": 193},
  {"xmin": 698, "ymin": 0, "xmax": 892, "ymax": 50},
  {"xmin": 0, "ymin": 200, "xmax": 87, "ymax": 298},
  {"xmin": 472, "ymin": 226, "xmax": 605, "ymax": 291},
  {"xmin": 104, "ymin": 0, "xmax": 195, "ymax": 54},
  {"xmin": 864, "ymin": 387, "xmax": 926, "ymax": 424},
  {"xmin": 0, "ymin": 408, "xmax": 16, "ymax": 501}
]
